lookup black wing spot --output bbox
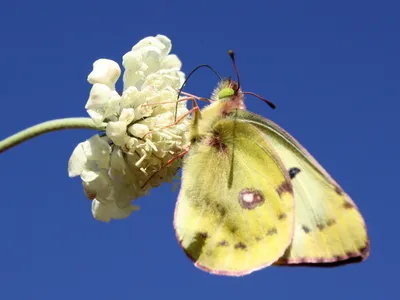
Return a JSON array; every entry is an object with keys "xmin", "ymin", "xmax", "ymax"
[
  {"xmin": 335, "ymin": 186, "xmax": 344, "ymax": 195},
  {"xmin": 343, "ymin": 202, "xmax": 355, "ymax": 209},
  {"xmin": 234, "ymin": 242, "xmax": 247, "ymax": 250},
  {"xmin": 217, "ymin": 240, "xmax": 229, "ymax": 247},
  {"xmin": 302, "ymin": 225, "xmax": 311, "ymax": 233},
  {"xmin": 289, "ymin": 167, "xmax": 301, "ymax": 179},
  {"xmin": 278, "ymin": 213, "xmax": 287, "ymax": 220}
]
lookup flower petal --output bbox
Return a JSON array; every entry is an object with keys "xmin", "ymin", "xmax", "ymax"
[
  {"xmin": 119, "ymin": 108, "xmax": 135, "ymax": 124},
  {"xmin": 85, "ymin": 84, "xmax": 115, "ymax": 124},
  {"xmin": 155, "ymin": 35, "xmax": 172, "ymax": 56},
  {"xmin": 106, "ymin": 121, "xmax": 127, "ymax": 146},
  {"xmin": 120, "ymin": 86, "xmax": 140, "ymax": 109},
  {"xmin": 68, "ymin": 142, "xmax": 87, "ymax": 177},
  {"xmin": 128, "ymin": 123, "xmax": 149, "ymax": 138},
  {"xmin": 92, "ymin": 199, "xmax": 139, "ymax": 223},
  {"xmin": 131, "ymin": 36, "xmax": 166, "ymax": 54},
  {"xmin": 87, "ymin": 59, "xmax": 121, "ymax": 89},
  {"xmin": 161, "ymin": 54, "xmax": 182, "ymax": 70},
  {"xmin": 83, "ymin": 135, "xmax": 111, "ymax": 167}
]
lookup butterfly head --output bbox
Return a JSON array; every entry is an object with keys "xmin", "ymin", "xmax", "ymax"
[
  {"xmin": 214, "ymin": 51, "xmax": 276, "ymax": 112},
  {"xmin": 213, "ymin": 78, "xmax": 246, "ymax": 112},
  {"xmin": 216, "ymin": 78, "xmax": 240, "ymax": 100}
]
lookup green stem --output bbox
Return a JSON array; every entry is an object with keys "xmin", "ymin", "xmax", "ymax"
[{"xmin": 0, "ymin": 117, "xmax": 105, "ymax": 154}]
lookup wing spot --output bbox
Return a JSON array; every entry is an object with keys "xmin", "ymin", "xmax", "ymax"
[
  {"xmin": 266, "ymin": 228, "xmax": 278, "ymax": 236},
  {"xmin": 302, "ymin": 225, "xmax": 311, "ymax": 233},
  {"xmin": 229, "ymin": 226, "xmax": 238, "ymax": 234},
  {"xmin": 255, "ymin": 236, "xmax": 263, "ymax": 241},
  {"xmin": 335, "ymin": 186, "xmax": 344, "ymax": 195},
  {"xmin": 276, "ymin": 181, "xmax": 292, "ymax": 196},
  {"xmin": 327, "ymin": 219, "xmax": 336, "ymax": 226},
  {"xmin": 288, "ymin": 167, "xmax": 301, "ymax": 179},
  {"xmin": 317, "ymin": 224, "xmax": 325, "ymax": 230},
  {"xmin": 217, "ymin": 240, "xmax": 229, "ymax": 247},
  {"xmin": 234, "ymin": 242, "xmax": 247, "ymax": 250},
  {"xmin": 214, "ymin": 203, "xmax": 227, "ymax": 217},
  {"xmin": 198, "ymin": 232, "xmax": 209, "ymax": 239},
  {"xmin": 343, "ymin": 202, "xmax": 355, "ymax": 209},
  {"xmin": 238, "ymin": 188, "xmax": 265, "ymax": 210},
  {"xmin": 278, "ymin": 213, "xmax": 287, "ymax": 220}
]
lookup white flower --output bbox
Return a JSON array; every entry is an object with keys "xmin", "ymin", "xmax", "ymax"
[{"xmin": 68, "ymin": 35, "xmax": 190, "ymax": 222}]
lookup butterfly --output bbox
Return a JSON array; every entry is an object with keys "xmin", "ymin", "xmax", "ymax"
[{"xmin": 173, "ymin": 52, "xmax": 369, "ymax": 276}]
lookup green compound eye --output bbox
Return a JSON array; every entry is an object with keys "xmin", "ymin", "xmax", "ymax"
[{"xmin": 218, "ymin": 87, "xmax": 235, "ymax": 99}]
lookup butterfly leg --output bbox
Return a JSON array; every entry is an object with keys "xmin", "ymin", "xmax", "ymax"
[
  {"xmin": 142, "ymin": 105, "xmax": 200, "ymax": 139},
  {"xmin": 141, "ymin": 146, "xmax": 190, "ymax": 189},
  {"xmin": 179, "ymin": 91, "xmax": 214, "ymax": 103},
  {"xmin": 141, "ymin": 96, "xmax": 194, "ymax": 107}
]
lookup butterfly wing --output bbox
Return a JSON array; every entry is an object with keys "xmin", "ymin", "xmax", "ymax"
[
  {"xmin": 174, "ymin": 119, "xmax": 294, "ymax": 276},
  {"xmin": 232, "ymin": 110, "xmax": 369, "ymax": 265}
]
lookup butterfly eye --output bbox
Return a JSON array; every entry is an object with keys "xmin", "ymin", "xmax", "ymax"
[{"xmin": 218, "ymin": 87, "xmax": 235, "ymax": 99}]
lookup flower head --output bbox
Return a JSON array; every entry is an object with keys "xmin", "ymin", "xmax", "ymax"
[{"xmin": 68, "ymin": 35, "xmax": 190, "ymax": 222}]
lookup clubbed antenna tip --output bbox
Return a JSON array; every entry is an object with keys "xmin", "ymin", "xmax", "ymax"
[
  {"xmin": 228, "ymin": 50, "xmax": 240, "ymax": 90},
  {"xmin": 243, "ymin": 91, "xmax": 277, "ymax": 110}
]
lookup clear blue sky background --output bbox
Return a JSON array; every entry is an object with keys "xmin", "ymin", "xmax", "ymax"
[{"xmin": 0, "ymin": 0, "xmax": 398, "ymax": 299}]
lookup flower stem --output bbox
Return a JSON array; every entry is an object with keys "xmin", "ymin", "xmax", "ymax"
[{"xmin": 0, "ymin": 117, "xmax": 105, "ymax": 154}]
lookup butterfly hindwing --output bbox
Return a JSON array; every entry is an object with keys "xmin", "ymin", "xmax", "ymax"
[
  {"xmin": 232, "ymin": 110, "xmax": 369, "ymax": 265},
  {"xmin": 174, "ymin": 118, "xmax": 294, "ymax": 276}
]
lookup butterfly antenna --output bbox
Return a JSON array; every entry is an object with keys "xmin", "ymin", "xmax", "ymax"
[
  {"xmin": 243, "ymin": 91, "xmax": 276, "ymax": 110},
  {"xmin": 229, "ymin": 50, "xmax": 276, "ymax": 110},
  {"xmin": 174, "ymin": 64, "xmax": 222, "ymax": 121},
  {"xmin": 228, "ymin": 50, "xmax": 241, "ymax": 91}
]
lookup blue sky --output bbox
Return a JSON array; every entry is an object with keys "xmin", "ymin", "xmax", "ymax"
[{"xmin": 0, "ymin": 0, "xmax": 398, "ymax": 299}]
